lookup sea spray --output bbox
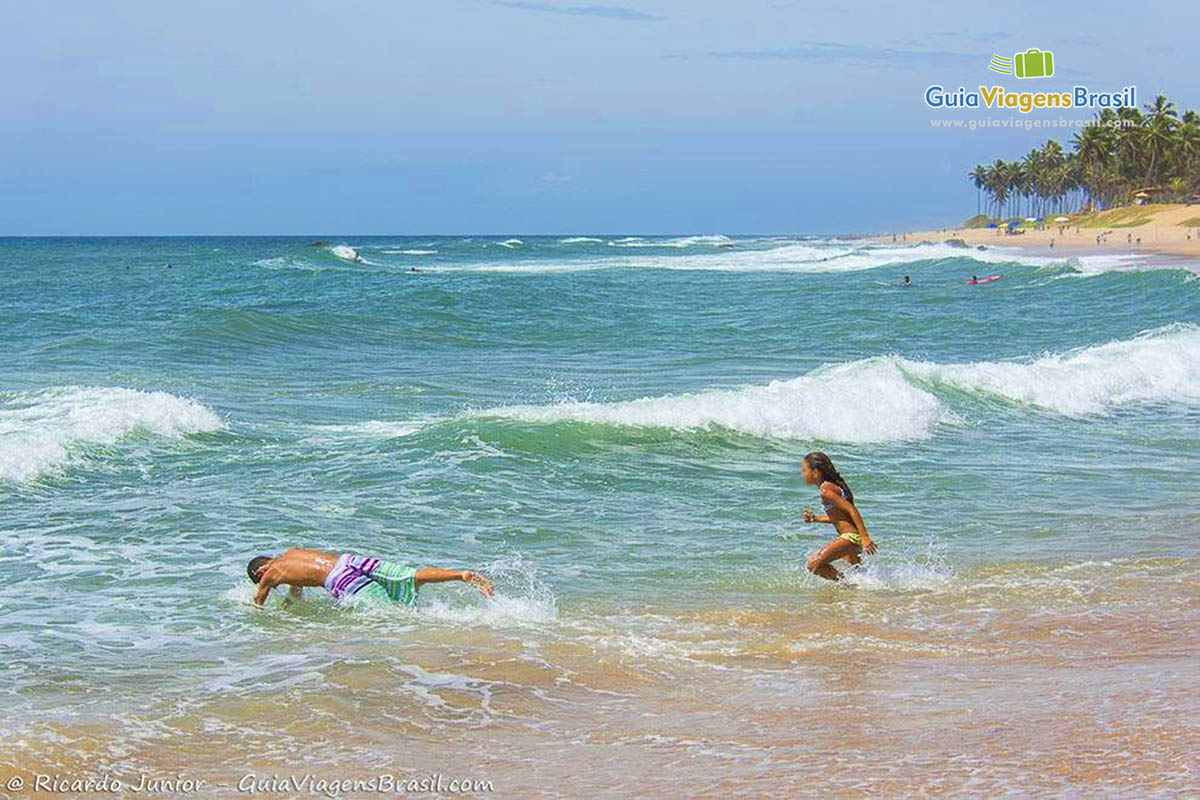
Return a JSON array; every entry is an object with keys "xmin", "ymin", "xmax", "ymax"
[
  {"xmin": 840, "ymin": 536, "xmax": 952, "ymax": 593},
  {"xmin": 419, "ymin": 554, "xmax": 557, "ymax": 627}
]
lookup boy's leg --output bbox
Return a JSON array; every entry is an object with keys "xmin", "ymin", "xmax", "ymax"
[
  {"xmin": 352, "ymin": 581, "xmax": 393, "ymax": 605},
  {"xmin": 368, "ymin": 561, "xmax": 420, "ymax": 606}
]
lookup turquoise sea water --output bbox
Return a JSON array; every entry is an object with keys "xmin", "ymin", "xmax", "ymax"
[{"xmin": 2, "ymin": 235, "xmax": 1197, "ymax": 794}]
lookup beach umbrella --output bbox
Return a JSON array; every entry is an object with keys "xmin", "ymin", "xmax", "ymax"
[
  {"xmin": 1025, "ymin": 217, "xmax": 1037, "ymax": 222},
  {"xmin": 1007, "ymin": 220, "xmax": 1020, "ymax": 229},
  {"xmin": 986, "ymin": 222, "xmax": 998, "ymax": 228},
  {"xmin": 1054, "ymin": 216, "xmax": 1069, "ymax": 222}
]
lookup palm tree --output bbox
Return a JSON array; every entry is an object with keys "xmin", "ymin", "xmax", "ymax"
[
  {"xmin": 1141, "ymin": 94, "xmax": 1178, "ymax": 187},
  {"xmin": 967, "ymin": 94, "xmax": 1198, "ymax": 211},
  {"xmin": 1176, "ymin": 117, "xmax": 1200, "ymax": 196},
  {"xmin": 969, "ymin": 164, "xmax": 987, "ymax": 215}
]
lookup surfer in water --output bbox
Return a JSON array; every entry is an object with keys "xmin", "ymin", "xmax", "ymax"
[
  {"xmin": 800, "ymin": 452, "xmax": 876, "ymax": 580},
  {"xmin": 247, "ymin": 548, "xmax": 493, "ymax": 607}
]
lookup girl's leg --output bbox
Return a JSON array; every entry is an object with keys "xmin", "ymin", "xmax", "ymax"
[{"xmin": 807, "ymin": 538, "xmax": 861, "ymax": 581}]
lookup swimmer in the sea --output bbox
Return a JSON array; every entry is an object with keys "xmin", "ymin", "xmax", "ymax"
[
  {"xmin": 246, "ymin": 548, "xmax": 493, "ymax": 607},
  {"xmin": 800, "ymin": 452, "xmax": 876, "ymax": 581}
]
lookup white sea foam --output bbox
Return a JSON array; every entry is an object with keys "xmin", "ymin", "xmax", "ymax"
[
  {"xmin": 606, "ymin": 234, "xmax": 735, "ymax": 248},
  {"xmin": 329, "ymin": 245, "xmax": 362, "ymax": 262},
  {"xmin": 653, "ymin": 242, "xmax": 1140, "ymax": 274},
  {"xmin": 559, "ymin": 237, "xmax": 604, "ymax": 244},
  {"xmin": 455, "ymin": 238, "xmax": 1159, "ymax": 275},
  {"xmin": 380, "ymin": 249, "xmax": 437, "ymax": 256},
  {"xmin": 905, "ymin": 324, "xmax": 1200, "ymax": 415},
  {"xmin": 496, "ymin": 239, "xmax": 525, "ymax": 248},
  {"xmin": 305, "ymin": 328, "xmax": 1198, "ymax": 447},
  {"xmin": 484, "ymin": 359, "xmax": 950, "ymax": 443},
  {"xmin": 1060, "ymin": 253, "xmax": 1146, "ymax": 274},
  {"xmin": 0, "ymin": 387, "xmax": 223, "ymax": 481},
  {"xmin": 474, "ymin": 326, "xmax": 1199, "ymax": 441}
]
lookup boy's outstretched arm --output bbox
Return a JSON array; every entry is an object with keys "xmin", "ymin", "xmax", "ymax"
[{"xmin": 414, "ymin": 567, "xmax": 494, "ymax": 597}]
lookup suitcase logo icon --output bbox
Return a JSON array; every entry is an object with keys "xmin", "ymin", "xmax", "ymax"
[{"xmin": 988, "ymin": 49, "xmax": 1055, "ymax": 79}]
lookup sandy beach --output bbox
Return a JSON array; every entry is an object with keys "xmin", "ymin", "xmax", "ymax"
[{"xmin": 884, "ymin": 203, "xmax": 1200, "ymax": 260}]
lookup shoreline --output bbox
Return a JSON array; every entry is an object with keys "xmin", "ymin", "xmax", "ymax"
[{"xmin": 878, "ymin": 203, "xmax": 1200, "ymax": 261}]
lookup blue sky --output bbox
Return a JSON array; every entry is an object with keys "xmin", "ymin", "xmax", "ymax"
[{"xmin": 4, "ymin": 0, "xmax": 1196, "ymax": 234}]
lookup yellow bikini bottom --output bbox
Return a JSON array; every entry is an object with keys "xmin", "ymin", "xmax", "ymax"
[{"xmin": 838, "ymin": 530, "xmax": 863, "ymax": 547}]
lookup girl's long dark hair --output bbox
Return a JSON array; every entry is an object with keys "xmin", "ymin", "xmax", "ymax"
[{"xmin": 804, "ymin": 451, "xmax": 854, "ymax": 504}]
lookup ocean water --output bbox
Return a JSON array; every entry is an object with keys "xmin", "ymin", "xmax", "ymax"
[{"xmin": 1, "ymin": 235, "xmax": 1197, "ymax": 796}]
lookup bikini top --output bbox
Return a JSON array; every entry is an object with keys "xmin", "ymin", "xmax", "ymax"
[{"xmin": 821, "ymin": 484, "xmax": 846, "ymax": 510}]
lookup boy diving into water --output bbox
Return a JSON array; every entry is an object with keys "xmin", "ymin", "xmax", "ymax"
[{"xmin": 247, "ymin": 548, "xmax": 494, "ymax": 607}]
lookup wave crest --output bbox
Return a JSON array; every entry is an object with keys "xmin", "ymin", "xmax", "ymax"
[
  {"xmin": 475, "ymin": 325, "xmax": 1199, "ymax": 441},
  {"xmin": 0, "ymin": 387, "xmax": 222, "ymax": 481},
  {"xmin": 483, "ymin": 359, "xmax": 948, "ymax": 443},
  {"xmin": 329, "ymin": 245, "xmax": 362, "ymax": 263},
  {"xmin": 906, "ymin": 324, "xmax": 1200, "ymax": 415}
]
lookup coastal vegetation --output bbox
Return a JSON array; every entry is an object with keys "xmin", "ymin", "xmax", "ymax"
[{"xmin": 967, "ymin": 95, "xmax": 1200, "ymax": 219}]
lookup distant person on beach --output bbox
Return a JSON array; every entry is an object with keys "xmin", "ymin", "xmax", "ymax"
[
  {"xmin": 800, "ymin": 452, "xmax": 876, "ymax": 581},
  {"xmin": 247, "ymin": 548, "xmax": 493, "ymax": 607}
]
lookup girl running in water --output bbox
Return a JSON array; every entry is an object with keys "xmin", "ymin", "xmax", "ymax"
[{"xmin": 800, "ymin": 451, "xmax": 876, "ymax": 580}]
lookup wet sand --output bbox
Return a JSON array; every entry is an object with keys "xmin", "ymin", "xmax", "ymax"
[{"xmin": 3, "ymin": 559, "xmax": 1196, "ymax": 797}]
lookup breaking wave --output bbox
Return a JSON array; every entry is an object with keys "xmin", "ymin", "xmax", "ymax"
[
  {"xmin": 0, "ymin": 387, "xmax": 223, "ymax": 481},
  {"xmin": 473, "ymin": 325, "xmax": 1199, "ymax": 441},
  {"xmin": 907, "ymin": 323, "xmax": 1200, "ymax": 415},
  {"xmin": 483, "ymin": 359, "xmax": 948, "ymax": 443},
  {"xmin": 329, "ymin": 245, "xmax": 362, "ymax": 263}
]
